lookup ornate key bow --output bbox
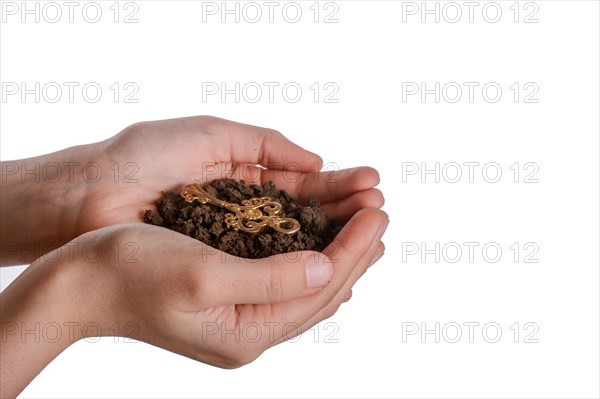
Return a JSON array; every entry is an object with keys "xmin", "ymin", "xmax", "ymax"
[{"xmin": 181, "ymin": 183, "xmax": 301, "ymax": 235}]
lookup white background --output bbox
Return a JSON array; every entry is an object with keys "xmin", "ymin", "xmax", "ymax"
[{"xmin": 1, "ymin": 0, "xmax": 599, "ymax": 398}]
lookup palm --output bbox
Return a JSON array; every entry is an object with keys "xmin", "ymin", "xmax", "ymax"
[
  {"xmin": 75, "ymin": 116, "xmax": 383, "ymax": 236},
  {"xmin": 184, "ymin": 302, "xmax": 303, "ymax": 364},
  {"xmin": 95, "ymin": 192, "xmax": 387, "ymax": 369}
]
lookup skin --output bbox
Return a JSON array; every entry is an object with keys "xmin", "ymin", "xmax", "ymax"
[{"xmin": 0, "ymin": 116, "xmax": 387, "ymax": 397}]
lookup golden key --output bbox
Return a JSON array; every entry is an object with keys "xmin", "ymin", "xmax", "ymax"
[{"xmin": 181, "ymin": 183, "xmax": 301, "ymax": 235}]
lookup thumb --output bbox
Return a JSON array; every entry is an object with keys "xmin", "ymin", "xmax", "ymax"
[{"xmin": 203, "ymin": 251, "xmax": 333, "ymax": 306}]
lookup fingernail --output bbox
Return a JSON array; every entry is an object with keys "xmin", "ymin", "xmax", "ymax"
[{"xmin": 305, "ymin": 255, "xmax": 333, "ymax": 289}]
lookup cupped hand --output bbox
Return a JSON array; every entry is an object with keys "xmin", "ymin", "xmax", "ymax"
[
  {"xmin": 1, "ymin": 116, "xmax": 383, "ymax": 267},
  {"xmin": 1, "ymin": 205, "xmax": 386, "ymax": 396},
  {"xmin": 1, "ymin": 116, "xmax": 389, "ymax": 397},
  {"xmin": 72, "ymin": 116, "xmax": 384, "ymax": 238},
  {"xmin": 63, "ymin": 209, "xmax": 387, "ymax": 368}
]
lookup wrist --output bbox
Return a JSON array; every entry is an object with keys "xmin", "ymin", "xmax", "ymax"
[
  {"xmin": 1, "ymin": 143, "xmax": 100, "ymax": 265},
  {"xmin": 0, "ymin": 251, "xmax": 85, "ymax": 396},
  {"xmin": 58, "ymin": 228, "xmax": 136, "ymax": 341}
]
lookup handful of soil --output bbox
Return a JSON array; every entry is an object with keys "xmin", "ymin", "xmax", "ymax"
[{"xmin": 144, "ymin": 179, "xmax": 341, "ymax": 259}]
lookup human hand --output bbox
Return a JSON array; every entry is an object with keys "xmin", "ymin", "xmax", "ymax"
[
  {"xmin": 1, "ymin": 116, "xmax": 383, "ymax": 265},
  {"xmin": 76, "ymin": 116, "xmax": 383, "ymax": 234},
  {"xmin": 1, "ymin": 209, "xmax": 387, "ymax": 396}
]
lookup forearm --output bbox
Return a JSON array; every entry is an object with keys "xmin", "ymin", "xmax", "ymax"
[
  {"xmin": 0, "ymin": 256, "xmax": 82, "ymax": 397},
  {"xmin": 1, "ymin": 145, "xmax": 96, "ymax": 265}
]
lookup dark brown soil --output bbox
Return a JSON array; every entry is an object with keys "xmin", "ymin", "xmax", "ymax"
[{"xmin": 144, "ymin": 179, "xmax": 341, "ymax": 259}]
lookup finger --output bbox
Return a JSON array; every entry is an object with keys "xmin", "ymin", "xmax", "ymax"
[
  {"xmin": 194, "ymin": 251, "xmax": 334, "ymax": 307},
  {"xmin": 368, "ymin": 241, "xmax": 385, "ymax": 267},
  {"xmin": 343, "ymin": 290, "xmax": 353, "ymax": 302},
  {"xmin": 196, "ymin": 164, "xmax": 381, "ymax": 206},
  {"xmin": 205, "ymin": 117, "xmax": 323, "ymax": 173},
  {"xmin": 271, "ymin": 232, "xmax": 387, "ymax": 346},
  {"xmin": 265, "ymin": 208, "xmax": 388, "ymax": 335},
  {"xmin": 281, "ymin": 167, "xmax": 381, "ymax": 204},
  {"xmin": 221, "ymin": 164, "xmax": 380, "ymax": 203},
  {"xmin": 321, "ymin": 189, "xmax": 385, "ymax": 223},
  {"xmin": 316, "ymin": 238, "xmax": 386, "ymax": 318}
]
